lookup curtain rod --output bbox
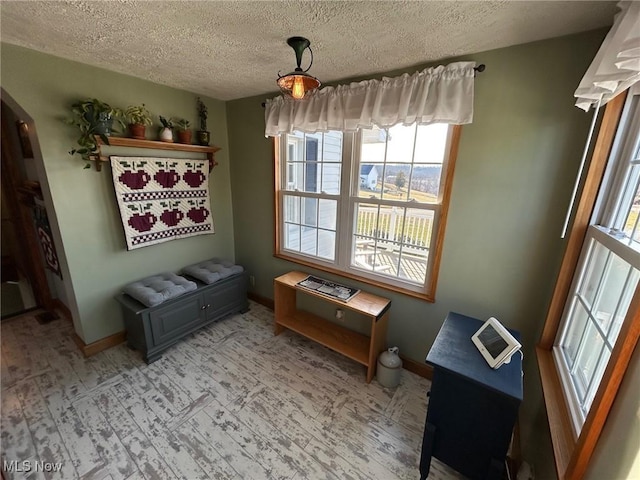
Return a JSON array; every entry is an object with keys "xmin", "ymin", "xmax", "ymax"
[{"xmin": 261, "ymin": 64, "xmax": 486, "ymax": 107}]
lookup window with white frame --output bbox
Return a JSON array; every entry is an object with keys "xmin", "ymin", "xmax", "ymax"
[
  {"xmin": 553, "ymin": 92, "xmax": 640, "ymax": 434},
  {"xmin": 276, "ymin": 123, "xmax": 457, "ymax": 297}
]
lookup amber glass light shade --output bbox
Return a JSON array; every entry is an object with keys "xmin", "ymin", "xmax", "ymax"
[{"xmin": 277, "ymin": 72, "xmax": 321, "ymax": 100}]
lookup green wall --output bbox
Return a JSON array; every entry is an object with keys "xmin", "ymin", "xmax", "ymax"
[
  {"xmin": 1, "ymin": 44, "xmax": 235, "ymax": 344},
  {"xmin": 227, "ymin": 30, "xmax": 605, "ymax": 477}
]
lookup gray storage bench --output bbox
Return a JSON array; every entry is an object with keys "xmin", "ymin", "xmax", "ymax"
[{"xmin": 116, "ymin": 265, "xmax": 248, "ymax": 363}]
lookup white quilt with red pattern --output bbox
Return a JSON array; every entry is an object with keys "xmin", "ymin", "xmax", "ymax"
[{"xmin": 110, "ymin": 156, "xmax": 214, "ymax": 250}]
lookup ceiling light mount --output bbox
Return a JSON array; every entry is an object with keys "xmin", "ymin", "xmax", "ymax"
[{"xmin": 277, "ymin": 36, "xmax": 321, "ymax": 100}]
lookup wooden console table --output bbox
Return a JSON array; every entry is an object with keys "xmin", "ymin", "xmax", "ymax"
[{"xmin": 274, "ymin": 271, "xmax": 391, "ymax": 383}]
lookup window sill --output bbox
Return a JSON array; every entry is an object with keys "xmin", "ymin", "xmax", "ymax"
[
  {"xmin": 536, "ymin": 346, "xmax": 576, "ymax": 479},
  {"xmin": 274, "ymin": 252, "xmax": 435, "ymax": 302}
]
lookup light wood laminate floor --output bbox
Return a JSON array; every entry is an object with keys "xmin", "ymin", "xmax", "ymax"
[{"xmin": 1, "ymin": 301, "xmax": 464, "ymax": 480}]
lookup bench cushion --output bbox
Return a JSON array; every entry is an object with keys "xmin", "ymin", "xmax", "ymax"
[
  {"xmin": 182, "ymin": 258, "xmax": 244, "ymax": 285},
  {"xmin": 123, "ymin": 272, "xmax": 197, "ymax": 307}
]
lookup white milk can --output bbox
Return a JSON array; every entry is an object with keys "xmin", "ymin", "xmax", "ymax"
[{"xmin": 377, "ymin": 346, "xmax": 403, "ymax": 388}]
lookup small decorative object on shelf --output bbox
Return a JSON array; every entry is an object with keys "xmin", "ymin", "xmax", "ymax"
[
  {"xmin": 296, "ymin": 275, "xmax": 360, "ymax": 302},
  {"xmin": 174, "ymin": 118, "xmax": 192, "ymax": 144},
  {"xmin": 64, "ymin": 98, "xmax": 125, "ymax": 168},
  {"xmin": 125, "ymin": 104, "xmax": 153, "ymax": 140},
  {"xmin": 158, "ymin": 116, "xmax": 174, "ymax": 143},
  {"xmin": 196, "ymin": 97, "xmax": 210, "ymax": 146}
]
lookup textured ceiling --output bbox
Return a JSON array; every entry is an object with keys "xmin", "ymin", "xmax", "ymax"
[{"xmin": 0, "ymin": 1, "xmax": 616, "ymax": 101}]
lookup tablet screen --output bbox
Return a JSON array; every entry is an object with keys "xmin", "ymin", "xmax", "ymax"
[{"xmin": 478, "ymin": 324, "xmax": 509, "ymax": 359}]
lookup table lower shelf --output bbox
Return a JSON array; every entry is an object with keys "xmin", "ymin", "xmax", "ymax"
[{"xmin": 276, "ymin": 309, "xmax": 370, "ymax": 366}]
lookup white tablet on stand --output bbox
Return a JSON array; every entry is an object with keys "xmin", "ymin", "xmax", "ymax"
[{"xmin": 471, "ymin": 317, "xmax": 521, "ymax": 369}]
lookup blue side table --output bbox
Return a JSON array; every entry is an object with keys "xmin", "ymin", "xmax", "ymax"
[{"xmin": 419, "ymin": 312, "xmax": 523, "ymax": 480}]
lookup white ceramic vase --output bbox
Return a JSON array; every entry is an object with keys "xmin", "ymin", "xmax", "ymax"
[{"xmin": 159, "ymin": 127, "xmax": 173, "ymax": 143}]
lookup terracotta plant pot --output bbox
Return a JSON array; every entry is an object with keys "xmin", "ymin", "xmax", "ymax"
[
  {"xmin": 129, "ymin": 123, "xmax": 146, "ymax": 140},
  {"xmin": 177, "ymin": 130, "xmax": 192, "ymax": 144}
]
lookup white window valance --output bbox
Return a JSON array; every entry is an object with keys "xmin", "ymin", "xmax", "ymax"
[
  {"xmin": 574, "ymin": 0, "xmax": 640, "ymax": 111},
  {"xmin": 264, "ymin": 61, "xmax": 476, "ymax": 137},
  {"xmin": 564, "ymin": 1, "xmax": 640, "ymax": 236}
]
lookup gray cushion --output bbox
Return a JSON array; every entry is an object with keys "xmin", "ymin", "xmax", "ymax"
[
  {"xmin": 182, "ymin": 258, "xmax": 243, "ymax": 284},
  {"xmin": 123, "ymin": 272, "xmax": 197, "ymax": 307}
]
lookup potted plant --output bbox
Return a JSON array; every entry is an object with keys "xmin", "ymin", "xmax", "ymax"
[
  {"xmin": 124, "ymin": 104, "xmax": 152, "ymax": 139},
  {"xmin": 174, "ymin": 118, "xmax": 192, "ymax": 144},
  {"xmin": 158, "ymin": 115, "xmax": 174, "ymax": 142},
  {"xmin": 65, "ymin": 98, "xmax": 125, "ymax": 168},
  {"xmin": 196, "ymin": 97, "xmax": 210, "ymax": 146}
]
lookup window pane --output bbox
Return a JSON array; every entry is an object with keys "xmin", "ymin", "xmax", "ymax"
[
  {"xmin": 286, "ymin": 131, "xmax": 342, "ymax": 194},
  {"xmin": 354, "ymin": 203, "xmax": 379, "ymax": 238},
  {"xmin": 322, "ymin": 131, "xmax": 343, "ymax": 161},
  {"xmin": 592, "ymin": 252, "xmax": 632, "ymax": 336},
  {"xmin": 359, "ymin": 164, "xmax": 382, "ymax": 199},
  {"xmin": 320, "ymin": 131, "xmax": 343, "ymax": 194},
  {"xmin": 409, "ymin": 165, "xmax": 442, "ymax": 203},
  {"xmin": 381, "ymin": 164, "xmax": 411, "ymax": 201},
  {"xmin": 353, "ymin": 203, "xmax": 384, "ymax": 272},
  {"xmin": 283, "ymin": 195, "xmax": 300, "ymax": 223},
  {"xmin": 583, "ymin": 346, "xmax": 611, "ymax": 415},
  {"xmin": 318, "ymin": 199, "xmax": 337, "ymax": 230},
  {"xmin": 361, "ymin": 127, "xmax": 387, "ymax": 163},
  {"xmin": 288, "ymin": 134, "xmax": 304, "ymax": 160},
  {"xmin": 357, "ymin": 123, "xmax": 447, "ymax": 204},
  {"xmin": 352, "ymin": 203, "xmax": 433, "ymax": 284},
  {"xmin": 317, "ymin": 230, "xmax": 335, "ymax": 260},
  {"xmin": 303, "ymin": 155, "xmax": 319, "ymax": 193},
  {"xmin": 353, "ymin": 235, "xmax": 375, "ymax": 272},
  {"xmin": 284, "ymin": 194, "xmax": 337, "ymax": 261},
  {"xmin": 399, "ymin": 251, "xmax": 428, "ymax": 283},
  {"xmin": 372, "ymin": 242, "xmax": 400, "ymax": 276},
  {"xmin": 414, "ymin": 124, "xmax": 449, "ymax": 164},
  {"xmin": 561, "ymin": 300, "xmax": 590, "ymax": 366},
  {"xmin": 572, "ymin": 321, "xmax": 606, "ymax": 402},
  {"xmin": 578, "ymin": 241, "xmax": 608, "ymax": 310},
  {"xmin": 300, "ymin": 226, "xmax": 317, "ymax": 256},
  {"xmin": 608, "ymin": 268, "xmax": 639, "ymax": 342},
  {"xmin": 386, "ymin": 124, "xmax": 416, "ymax": 163},
  {"xmin": 284, "ymin": 223, "xmax": 300, "ymax": 251},
  {"xmin": 301, "ymin": 198, "xmax": 318, "ymax": 227},
  {"xmin": 622, "ymin": 173, "xmax": 640, "ymax": 242},
  {"xmin": 320, "ymin": 163, "xmax": 341, "ymax": 194},
  {"xmin": 403, "ymin": 208, "xmax": 434, "ymax": 250},
  {"xmin": 285, "ymin": 163, "xmax": 299, "ymax": 190},
  {"xmin": 353, "ymin": 241, "xmax": 400, "ymax": 275},
  {"xmin": 617, "ymin": 136, "xmax": 640, "ymax": 240}
]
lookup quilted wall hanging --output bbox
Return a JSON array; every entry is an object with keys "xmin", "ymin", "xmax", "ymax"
[{"xmin": 110, "ymin": 156, "xmax": 214, "ymax": 250}]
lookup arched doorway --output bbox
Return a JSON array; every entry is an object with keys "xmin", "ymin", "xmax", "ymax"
[{"xmin": 1, "ymin": 98, "xmax": 59, "ymax": 321}]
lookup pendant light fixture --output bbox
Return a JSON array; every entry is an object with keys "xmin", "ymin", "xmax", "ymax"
[{"xmin": 277, "ymin": 36, "xmax": 321, "ymax": 100}]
